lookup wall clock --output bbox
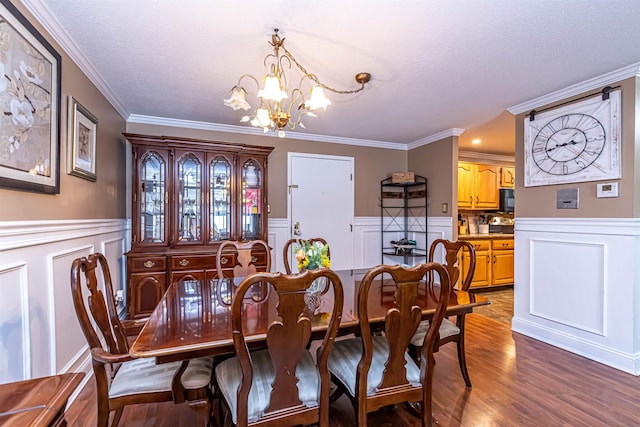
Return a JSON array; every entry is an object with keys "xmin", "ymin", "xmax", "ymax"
[{"xmin": 524, "ymin": 90, "xmax": 621, "ymax": 187}]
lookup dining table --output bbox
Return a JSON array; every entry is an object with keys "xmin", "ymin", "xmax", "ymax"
[{"xmin": 131, "ymin": 268, "xmax": 490, "ymax": 364}]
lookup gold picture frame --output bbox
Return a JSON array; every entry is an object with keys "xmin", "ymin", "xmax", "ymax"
[{"xmin": 67, "ymin": 96, "xmax": 97, "ymax": 181}]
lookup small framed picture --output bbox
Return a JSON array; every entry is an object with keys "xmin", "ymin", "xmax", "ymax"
[{"xmin": 67, "ymin": 96, "xmax": 97, "ymax": 181}]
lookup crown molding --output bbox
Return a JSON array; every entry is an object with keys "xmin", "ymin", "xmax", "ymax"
[
  {"xmin": 458, "ymin": 150, "xmax": 515, "ymax": 163},
  {"xmin": 127, "ymin": 114, "xmax": 407, "ymax": 150},
  {"xmin": 406, "ymin": 128, "xmax": 465, "ymax": 150},
  {"xmin": 508, "ymin": 62, "xmax": 640, "ymax": 115},
  {"xmin": 20, "ymin": 0, "xmax": 130, "ymax": 119}
]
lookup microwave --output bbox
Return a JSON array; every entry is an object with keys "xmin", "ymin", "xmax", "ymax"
[{"xmin": 499, "ymin": 188, "xmax": 515, "ymax": 213}]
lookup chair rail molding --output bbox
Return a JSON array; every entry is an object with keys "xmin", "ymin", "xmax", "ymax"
[{"xmin": 513, "ymin": 217, "xmax": 640, "ymax": 376}]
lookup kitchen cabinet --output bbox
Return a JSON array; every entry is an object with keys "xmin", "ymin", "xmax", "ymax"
[
  {"xmin": 458, "ymin": 162, "xmax": 500, "ymax": 210},
  {"xmin": 500, "ymin": 166, "xmax": 515, "ymax": 188},
  {"xmin": 491, "ymin": 239, "xmax": 515, "ymax": 285},
  {"xmin": 124, "ymin": 133, "xmax": 273, "ymax": 318},
  {"xmin": 459, "ymin": 237, "xmax": 514, "ymax": 288}
]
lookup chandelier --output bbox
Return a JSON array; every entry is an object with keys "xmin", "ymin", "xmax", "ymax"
[{"xmin": 224, "ymin": 28, "xmax": 371, "ymax": 138}]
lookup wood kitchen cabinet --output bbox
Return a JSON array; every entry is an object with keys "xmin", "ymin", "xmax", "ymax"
[
  {"xmin": 458, "ymin": 162, "xmax": 500, "ymax": 209},
  {"xmin": 491, "ymin": 238, "xmax": 515, "ymax": 285},
  {"xmin": 459, "ymin": 237, "xmax": 514, "ymax": 289},
  {"xmin": 500, "ymin": 166, "xmax": 515, "ymax": 188},
  {"xmin": 124, "ymin": 134, "xmax": 274, "ymax": 319}
]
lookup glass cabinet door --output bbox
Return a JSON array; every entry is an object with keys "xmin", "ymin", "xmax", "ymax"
[
  {"xmin": 177, "ymin": 152, "xmax": 203, "ymax": 243},
  {"xmin": 209, "ymin": 156, "xmax": 231, "ymax": 241},
  {"xmin": 241, "ymin": 158, "xmax": 262, "ymax": 241},
  {"xmin": 139, "ymin": 151, "xmax": 167, "ymax": 244}
]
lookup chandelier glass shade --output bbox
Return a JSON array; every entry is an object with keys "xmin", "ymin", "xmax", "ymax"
[{"xmin": 224, "ymin": 28, "xmax": 370, "ymax": 138}]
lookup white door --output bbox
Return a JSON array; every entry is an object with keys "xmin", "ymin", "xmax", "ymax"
[{"xmin": 288, "ymin": 153, "xmax": 354, "ymax": 270}]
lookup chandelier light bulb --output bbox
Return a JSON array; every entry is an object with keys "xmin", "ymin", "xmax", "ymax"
[
  {"xmin": 278, "ymin": 130, "xmax": 286, "ymax": 138},
  {"xmin": 258, "ymin": 75, "xmax": 288, "ymax": 102},
  {"xmin": 305, "ymin": 86, "xmax": 331, "ymax": 110},
  {"xmin": 256, "ymin": 108, "xmax": 271, "ymax": 127},
  {"xmin": 223, "ymin": 86, "xmax": 251, "ymax": 111}
]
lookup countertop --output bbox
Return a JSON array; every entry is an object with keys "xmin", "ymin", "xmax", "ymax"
[{"xmin": 458, "ymin": 233, "xmax": 514, "ymax": 240}]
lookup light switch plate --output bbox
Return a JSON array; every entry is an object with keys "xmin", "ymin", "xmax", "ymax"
[
  {"xmin": 597, "ymin": 182, "xmax": 618, "ymax": 198},
  {"xmin": 557, "ymin": 188, "xmax": 579, "ymax": 209}
]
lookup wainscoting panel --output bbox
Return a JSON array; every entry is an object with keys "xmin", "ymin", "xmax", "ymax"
[
  {"xmin": 514, "ymin": 218, "xmax": 640, "ymax": 375},
  {"xmin": 51, "ymin": 245, "xmax": 93, "ymax": 373},
  {"xmin": 0, "ymin": 262, "xmax": 30, "ymax": 383},
  {"xmin": 530, "ymin": 239, "xmax": 605, "ymax": 335},
  {"xmin": 0, "ymin": 219, "xmax": 129, "ymax": 383}
]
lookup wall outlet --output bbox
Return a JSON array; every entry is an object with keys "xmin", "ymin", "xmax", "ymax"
[{"xmin": 115, "ymin": 289, "xmax": 124, "ymax": 303}]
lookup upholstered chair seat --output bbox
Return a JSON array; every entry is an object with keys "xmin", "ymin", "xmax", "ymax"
[
  {"xmin": 110, "ymin": 357, "xmax": 213, "ymax": 399},
  {"xmin": 410, "ymin": 318, "xmax": 460, "ymax": 347},
  {"xmin": 215, "ymin": 349, "xmax": 320, "ymax": 424},
  {"xmin": 328, "ymin": 335, "xmax": 422, "ymax": 397}
]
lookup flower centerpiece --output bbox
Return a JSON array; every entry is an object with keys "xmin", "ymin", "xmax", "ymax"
[
  {"xmin": 294, "ymin": 239, "xmax": 331, "ymax": 313},
  {"xmin": 295, "ymin": 239, "xmax": 331, "ymax": 271}
]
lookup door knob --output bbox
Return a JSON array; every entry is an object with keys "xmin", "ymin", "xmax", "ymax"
[{"xmin": 293, "ymin": 221, "xmax": 302, "ymax": 236}]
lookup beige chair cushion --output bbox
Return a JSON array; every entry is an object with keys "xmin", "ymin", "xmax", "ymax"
[
  {"xmin": 109, "ymin": 357, "xmax": 213, "ymax": 399},
  {"xmin": 215, "ymin": 349, "xmax": 320, "ymax": 424},
  {"xmin": 410, "ymin": 318, "xmax": 460, "ymax": 347},
  {"xmin": 328, "ymin": 335, "xmax": 421, "ymax": 397}
]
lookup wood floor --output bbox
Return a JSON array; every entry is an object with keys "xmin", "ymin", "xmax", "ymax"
[{"xmin": 65, "ymin": 313, "xmax": 640, "ymax": 426}]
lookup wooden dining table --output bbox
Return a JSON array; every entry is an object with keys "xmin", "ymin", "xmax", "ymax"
[{"xmin": 131, "ymin": 268, "xmax": 489, "ymax": 364}]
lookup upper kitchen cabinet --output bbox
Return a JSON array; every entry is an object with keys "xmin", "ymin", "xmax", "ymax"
[
  {"xmin": 458, "ymin": 162, "xmax": 499, "ymax": 210},
  {"xmin": 500, "ymin": 166, "xmax": 515, "ymax": 189}
]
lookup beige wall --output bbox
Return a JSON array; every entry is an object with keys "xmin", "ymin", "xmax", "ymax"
[
  {"xmin": 515, "ymin": 77, "xmax": 637, "ymax": 218},
  {"xmin": 408, "ymin": 136, "xmax": 457, "ymax": 218},
  {"xmin": 0, "ymin": 2, "xmax": 127, "ymax": 221},
  {"xmin": 125, "ymin": 123, "xmax": 407, "ymax": 217}
]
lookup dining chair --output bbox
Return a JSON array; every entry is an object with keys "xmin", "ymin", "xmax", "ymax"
[
  {"xmin": 214, "ymin": 268, "xmax": 343, "ymax": 427},
  {"xmin": 282, "ymin": 237, "xmax": 330, "ymax": 274},
  {"xmin": 409, "ymin": 239, "xmax": 476, "ymax": 387},
  {"xmin": 70, "ymin": 253, "xmax": 216, "ymax": 427},
  {"xmin": 327, "ymin": 263, "xmax": 450, "ymax": 427},
  {"xmin": 216, "ymin": 240, "xmax": 272, "ymax": 278}
]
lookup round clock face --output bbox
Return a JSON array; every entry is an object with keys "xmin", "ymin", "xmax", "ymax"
[{"xmin": 531, "ymin": 113, "xmax": 606, "ymax": 175}]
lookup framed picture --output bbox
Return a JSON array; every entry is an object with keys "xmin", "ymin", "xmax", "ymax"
[
  {"xmin": 67, "ymin": 96, "xmax": 97, "ymax": 181},
  {"xmin": 0, "ymin": 0, "xmax": 62, "ymax": 194},
  {"xmin": 524, "ymin": 90, "xmax": 621, "ymax": 187}
]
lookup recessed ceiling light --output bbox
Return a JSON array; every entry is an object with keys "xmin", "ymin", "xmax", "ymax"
[{"xmin": 472, "ymin": 139, "xmax": 482, "ymax": 145}]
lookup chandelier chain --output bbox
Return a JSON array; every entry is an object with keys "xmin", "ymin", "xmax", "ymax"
[{"xmin": 280, "ymin": 44, "xmax": 366, "ymax": 95}]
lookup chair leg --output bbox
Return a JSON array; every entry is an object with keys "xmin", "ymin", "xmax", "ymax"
[
  {"xmin": 97, "ymin": 404, "xmax": 111, "ymax": 427},
  {"xmin": 456, "ymin": 318, "xmax": 472, "ymax": 388},
  {"xmin": 110, "ymin": 409, "xmax": 124, "ymax": 427},
  {"xmin": 189, "ymin": 398, "xmax": 212, "ymax": 427}
]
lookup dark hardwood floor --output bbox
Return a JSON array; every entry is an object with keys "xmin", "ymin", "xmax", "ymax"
[{"xmin": 65, "ymin": 313, "xmax": 640, "ymax": 426}]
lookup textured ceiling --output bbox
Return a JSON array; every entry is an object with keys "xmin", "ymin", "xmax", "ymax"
[{"xmin": 21, "ymin": 0, "xmax": 640, "ymax": 154}]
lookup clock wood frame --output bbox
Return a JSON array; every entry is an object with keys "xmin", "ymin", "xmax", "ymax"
[{"xmin": 524, "ymin": 91, "xmax": 621, "ymax": 187}]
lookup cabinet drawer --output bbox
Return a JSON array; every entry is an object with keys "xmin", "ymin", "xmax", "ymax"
[
  {"xmin": 170, "ymin": 255, "xmax": 216, "ymax": 270},
  {"xmin": 129, "ymin": 256, "xmax": 166, "ymax": 272},
  {"xmin": 465, "ymin": 240, "xmax": 491, "ymax": 252},
  {"xmin": 492, "ymin": 239, "xmax": 514, "ymax": 250}
]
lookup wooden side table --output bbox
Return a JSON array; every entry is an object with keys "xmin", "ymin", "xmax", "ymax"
[{"xmin": 0, "ymin": 372, "xmax": 84, "ymax": 426}]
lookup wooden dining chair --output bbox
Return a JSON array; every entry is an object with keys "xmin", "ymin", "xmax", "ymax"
[
  {"xmin": 216, "ymin": 240, "xmax": 272, "ymax": 278},
  {"xmin": 282, "ymin": 237, "xmax": 330, "ymax": 274},
  {"xmin": 409, "ymin": 239, "xmax": 476, "ymax": 387},
  {"xmin": 70, "ymin": 253, "xmax": 216, "ymax": 427},
  {"xmin": 214, "ymin": 269, "xmax": 344, "ymax": 427},
  {"xmin": 327, "ymin": 263, "xmax": 450, "ymax": 427}
]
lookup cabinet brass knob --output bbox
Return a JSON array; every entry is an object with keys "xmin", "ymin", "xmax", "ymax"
[
  {"xmin": 144, "ymin": 260, "xmax": 155, "ymax": 268},
  {"xmin": 220, "ymin": 257, "xmax": 228, "ymax": 265},
  {"xmin": 179, "ymin": 259, "xmax": 189, "ymax": 267},
  {"xmin": 251, "ymin": 256, "xmax": 257, "ymax": 263}
]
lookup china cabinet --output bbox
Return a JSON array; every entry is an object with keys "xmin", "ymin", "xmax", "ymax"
[{"xmin": 124, "ymin": 133, "xmax": 273, "ymax": 318}]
